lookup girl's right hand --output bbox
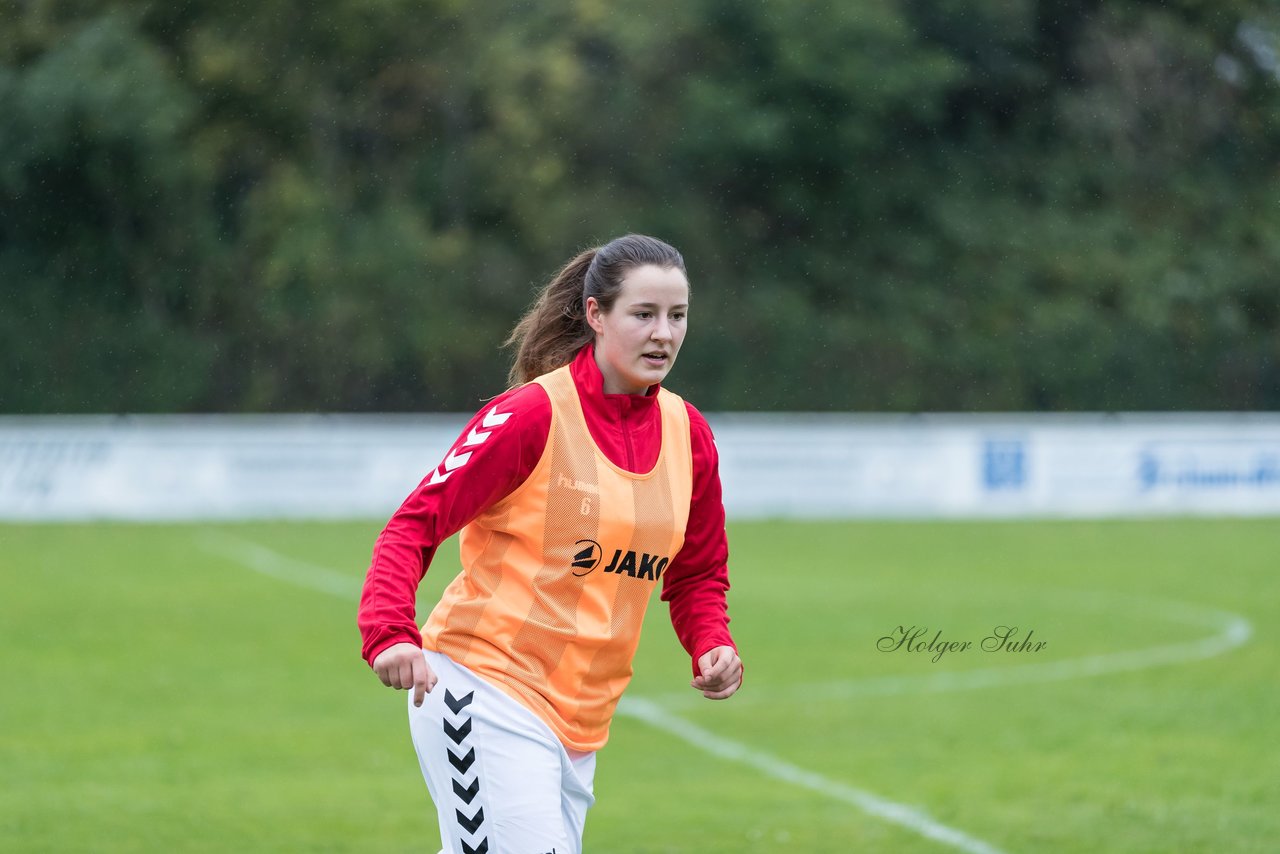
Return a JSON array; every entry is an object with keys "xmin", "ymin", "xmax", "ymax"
[{"xmin": 372, "ymin": 642, "xmax": 438, "ymax": 707}]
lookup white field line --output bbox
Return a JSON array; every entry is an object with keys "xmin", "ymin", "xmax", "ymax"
[
  {"xmin": 615, "ymin": 696, "xmax": 1007, "ymax": 854},
  {"xmin": 200, "ymin": 533, "xmax": 1253, "ymax": 854},
  {"xmin": 198, "ymin": 532, "xmax": 362, "ymax": 599}
]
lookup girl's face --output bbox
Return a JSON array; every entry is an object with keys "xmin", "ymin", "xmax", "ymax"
[{"xmin": 586, "ymin": 264, "xmax": 689, "ymax": 395}]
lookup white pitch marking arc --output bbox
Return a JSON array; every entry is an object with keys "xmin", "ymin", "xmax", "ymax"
[{"xmin": 644, "ymin": 590, "xmax": 1254, "ymax": 710}]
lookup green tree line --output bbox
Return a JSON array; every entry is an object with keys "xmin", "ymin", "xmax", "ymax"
[{"xmin": 3, "ymin": 0, "xmax": 1278, "ymax": 412}]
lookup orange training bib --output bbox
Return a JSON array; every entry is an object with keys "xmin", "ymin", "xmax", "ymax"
[{"xmin": 422, "ymin": 365, "xmax": 693, "ymax": 751}]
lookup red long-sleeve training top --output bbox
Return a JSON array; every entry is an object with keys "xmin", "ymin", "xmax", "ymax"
[{"xmin": 357, "ymin": 344, "xmax": 735, "ymax": 677}]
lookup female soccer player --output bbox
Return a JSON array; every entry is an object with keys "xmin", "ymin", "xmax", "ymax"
[{"xmin": 357, "ymin": 234, "xmax": 742, "ymax": 854}]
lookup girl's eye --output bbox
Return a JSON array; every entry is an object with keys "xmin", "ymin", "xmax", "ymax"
[
  {"xmin": 672, "ymin": 313, "xmax": 686, "ymax": 321},
  {"xmin": 636, "ymin": 312, "xmax": 652, "ymax": 319}
]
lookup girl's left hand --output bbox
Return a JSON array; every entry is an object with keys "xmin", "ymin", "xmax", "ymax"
[{"xmin": 692, "ymin": 646, "xmax": 743, "ymax": 700}]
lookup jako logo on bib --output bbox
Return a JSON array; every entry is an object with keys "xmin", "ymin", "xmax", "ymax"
[{"xmin": 569, "ymin": 540, "xmax": 669, "ymax": 581}]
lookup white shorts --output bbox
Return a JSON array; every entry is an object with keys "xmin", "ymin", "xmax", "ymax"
[{"xmin": 408, "ymin": 650, "xmax": 597, "ymax": 854}]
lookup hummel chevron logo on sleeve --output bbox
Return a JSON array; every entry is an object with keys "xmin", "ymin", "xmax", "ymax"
[
  {"xmin": 429, "ymin": 406, "xmax": 512, "ymax": 485},
  {"xmin": 429, "ymin": 448, "xmax": 472, "ymax": 485},
  {"xmin": 480, "ymin": 406, "xmax": 511, "ymax": 429},
  {"xmin": 460, "ymin": 427, "xmax": 488, "ymax": 448}
]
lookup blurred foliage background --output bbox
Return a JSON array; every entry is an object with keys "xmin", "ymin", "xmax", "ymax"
[{"xmin": 2, "ymin": 0, "xmax": 1278, "ymax": 413}]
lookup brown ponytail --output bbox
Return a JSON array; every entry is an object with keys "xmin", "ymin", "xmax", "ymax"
[
  {"xmin": 505, "ymin": 234, "xmax": 686, "ymax": 386},
  {"xmin": 504, "ymin": 248, "xmax": 597, "ymax": 386}
]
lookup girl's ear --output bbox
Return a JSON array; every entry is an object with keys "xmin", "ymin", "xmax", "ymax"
[{"xmin": 585, "ymin": 296, "xmax": 604, "ymax": 336}]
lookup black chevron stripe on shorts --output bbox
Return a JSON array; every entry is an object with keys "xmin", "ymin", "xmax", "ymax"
[{"xmin": 443, "ymin": 689, "xmax": 487, "ymax": 853}]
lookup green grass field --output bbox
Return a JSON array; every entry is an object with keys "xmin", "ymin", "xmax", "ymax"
[{"xmin": 2, "ymin": 518, "xmax": 1276, "ymax": 853}]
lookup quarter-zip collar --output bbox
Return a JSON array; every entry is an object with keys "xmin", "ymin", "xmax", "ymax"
[{"xmin": 570, "ymin": 343, "xmax": 661, "ymax": 472}]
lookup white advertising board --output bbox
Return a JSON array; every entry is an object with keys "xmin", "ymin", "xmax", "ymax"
[
  {"xmin": 1, "ymin": 414, "xmax": 1278, "ymax": 521},
  {"xmin": 710, "ymin": 414, "xmax": 1280, "ymax": 519},
  {"xmin": 0, "ymin": 415, "xmax": 461, "ymax": 521}
]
